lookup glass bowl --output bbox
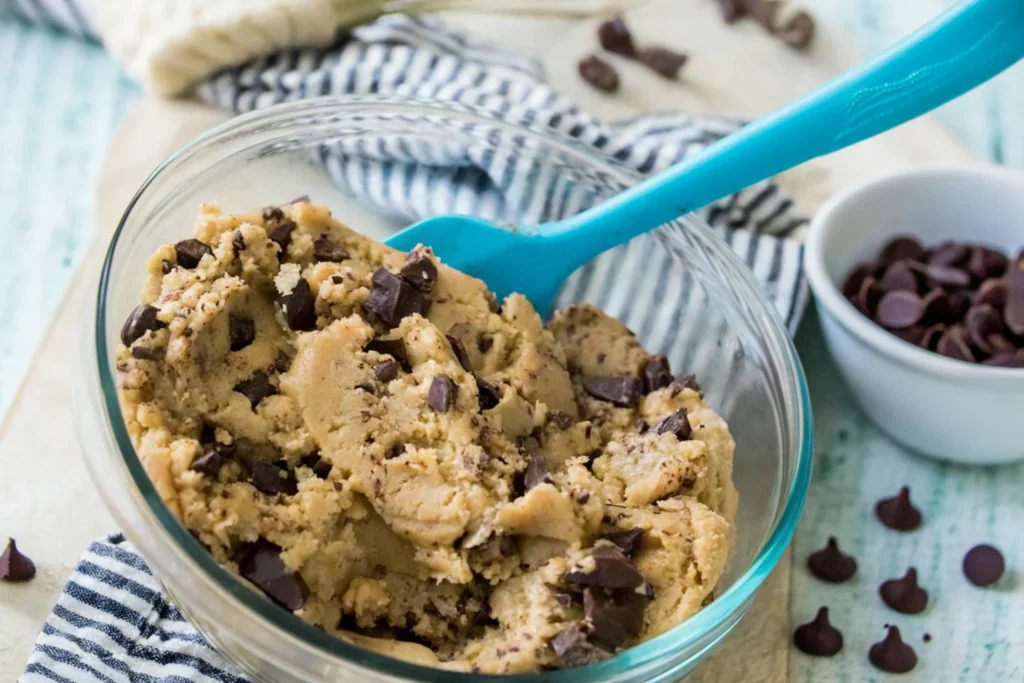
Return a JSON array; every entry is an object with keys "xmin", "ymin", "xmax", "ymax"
[{"xmin": 74, "ymin": 96, "xmax": 812, "ymax": 683}]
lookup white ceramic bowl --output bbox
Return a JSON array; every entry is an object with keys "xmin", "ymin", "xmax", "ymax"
[{"xmin": 804, "ymin": 164, "xmax": 1024, "ymax": 465}]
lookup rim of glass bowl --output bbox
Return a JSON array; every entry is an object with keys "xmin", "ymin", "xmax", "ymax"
[{"xmin": 94, "ymin": 95, "xmax": 812, "ymax": 682}]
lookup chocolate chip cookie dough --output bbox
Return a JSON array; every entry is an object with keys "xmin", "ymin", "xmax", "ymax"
[{"xmin": 116, "ymin": 200, "xmax": 739, "ymax": 673}]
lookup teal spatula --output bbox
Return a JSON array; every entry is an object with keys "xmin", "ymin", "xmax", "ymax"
[{"xmin": 386, "ymin": 0, "xmax": 1024, "ymax": 314}]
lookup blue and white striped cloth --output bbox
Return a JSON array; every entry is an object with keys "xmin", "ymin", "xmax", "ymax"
[{"xmin": 6, "ymin": 3, "xmax": 809, "ymax": 681}]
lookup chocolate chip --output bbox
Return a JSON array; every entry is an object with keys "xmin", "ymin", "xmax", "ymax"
[
  {"xmin": 131, "ymin": 346, "xmax": 163, "ymax": 361},
  {"xmin": 374, "ymin": 359, "xmax": 399, "ymax": 383},
  {"xmin": 975, "ymin": 278, "xmax": 1008, "ymax": 309},
  {"xmin": 313, "ymin": 237, "xmax": 349, "ymax": 263},
  {"xmin": 842, "ymin": 263, "xmax": 874, "ymax": 299},
  {"xmin": 983, "ymin": 352, "xmax": 1024, "ymax": 368},
  {"xmin": 602, "ymin": 528, "xmax": 644, "ymax": 557},
  {"xmin": 446, "ymin": 335, "xmax": 472, "ymax": 371},
  {"xmin": 637, "ymin": 47, "xmax": 687, "ymax": 79},
  {"xmin": 745, "ymin": 0, "xmax": 779, "ymax": 29},
  {"xmin": 263, "ymin": 207, "xmax": 295, "ymax": 256},
  {"xmin": 174, "ymin": 239, "xmax": 213, "ymax": 269},
  {"xmin": 233, "ymin": 230, "xmax": 246, "ymax": 255},
  {"xmin": 251, "ymin": 460, "xmax": 297, "ymax": 496},
  {"xmin": 875, "ymin": 486, "xmax": 922, "ymax": 531},
  {"xmin": 400, "ymin": 250, "xmax": 439, "ymax": 293},
  {"xmin": 476, "ymin": 377, "xmax": 501, "ymax": 411},
  {"xmin": 967, "ymin": 246, "xmax": 1008, "ymax": 281},
  {"xmin": 0, "ymin": 538, "xmax": 36, "ymax": 582},
  {"xmin": 597, "ymin": 14, "xmax": 635, "ymax": 57},
  {"xmin": 427, "ymin": 375, "xmax": 457, "ymax": 412},
  {"xmin": 875, "ymin": 291, "xmax": 923, "ymax": 329},
  {"xmin": 190, "ymin": 448, "xmax": 223, "ymax": 477},
  {"xmin": 919, "ymin": 324, "xmax": 946, "ymax": 351},
  {"xmin": 584, "ymin": 587, "xmax": 648, "ymax": 649},
  {"xmin": 853, "ymin": 277, "xmax": 884, "ymax": 317},
  {"xmin": 869, "ymin": 626, "xmax": 917, "ymax": 674},
  {"xmin": 879, "ymin": 567, "xmax": 928, "ymax": 614},
  {"xmin": 807, "ymin": 537, "xmax": 857, "ymax": 583},
  {"xmin": 302, "ymin": 453, "xmax": 333, "ymax": 480},
  {"xmin": 925, "ymin": 264, "xmax": 971, "ymax": 289},
  {"xmin": 715, "ymin": 0, "xmax": 745, "ymax": 23},
  {"xmin": 523, "ymin": 455, "xmax": 552, "ymax": 491},
  {"xmin": 161, "ymin": 259, "xmax": 175, "ymax": 274},
  {"xmin": 280, "ymin": 278, "xmax": 316, "ymax": 331},
  {"xmin": 964, "ymin": 304, "xmax": 1006, "ymax": 354},
  {"xmin": 239, "ymin": 540, "xmax": 309, "ymax": 611},
  {"xmin": 234, "ymin": 372, "xmax": 276, "ymax": 409},
  {"xmin": 1006, "ymin": 265, "xmax": 1024, "ymax": 335},
  {"xmin": 578, "ymin": 55, "xmax": 620, "ymax": 93},
  {"xmin": 880, "ymin": 261, "xmax": 919, "ymax": 294},
  {"xmin": 478, "ymin": 336, "xmax": 493, "ymax": 353},
  {"xmin": 356, "ymin": 382, "xmax": 376, "ymax": 395},
  {"xmin": 642, "ymin": 355, "xmax": 672, "ymax": 393},
  {"xmin": 653, "ymin": 409, "xmax": 691, "ymax": 441},
  {"xmin": 919, "ymin": 288, "xmax": 953, "ymax": 323},
  {"xmin": 121, "ymin": 304, "xmax": 166, "ymax": 346},
  {"xmin": 780, "ymin": 10, "xmax": 815, "ymax": 50},
  {"xmin": 935, "ymin": 325, "xmax": 975, "ymax": 363},
  {"xmin": 274, "ymin": 352, "xmax": 293, "ymax": 373},
  {"xmin": 365, "ymin": 336, "xmax": 411, "ymax": 372},
  {"xmin": 963, "ymin": 544, "xmax": 1005, "ymax": 587},
  {"xmin": 793, "ymin": 607, "xmax": 842, "ymax": 656},
  {"xmin": 229, "ymin": 314, "xmax": 256, "ymax": 351},
  {"xmin": 551, "ymin": 624, "xmax": 610, "ymax": 668},
  {"xmin": 892, "ymin": 326, "xmax": 925, "ymax": 345},
  {"xmin": 565, "ymin": 545, "xmax": 644, "ymax": 589},
  {"xmin": 929, "ymin": 242, "xmax": 969, "ymax": 268},
  {"xmin": 367, "ymin": 267, "xmax": 430, "ymax": 326},
  {"xmin": 671, "ymin": 374, "xmax": 701, "ymax": 394},
  {"xmin": 583, "ymin": 376, "xmax": 642, "ymax": 407},
  {"xmin": 923, "ymin": 633, "xmax": 932, "ymax": 643}
]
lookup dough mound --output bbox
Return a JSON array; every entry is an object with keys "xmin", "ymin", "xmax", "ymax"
[{"xmin": 117, "ymin": 201, "xmax": 738, "ymax": 673}]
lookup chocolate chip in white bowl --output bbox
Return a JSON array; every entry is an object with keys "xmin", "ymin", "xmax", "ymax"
[
  {"xmin": 875, "ymin": 291, "xmax": 924, "ymax": 329},
  {"xmin": 881, "ymin": 236, "xmax": 927, "ymax": 265}
]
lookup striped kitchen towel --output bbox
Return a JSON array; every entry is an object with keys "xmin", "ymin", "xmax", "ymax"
[{"xmin": 9, "ymin": 4, "xmax": 809, "ymax": 682}]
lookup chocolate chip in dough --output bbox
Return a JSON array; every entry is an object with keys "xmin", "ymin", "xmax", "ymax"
[
  {"xmin": 374, "ymin": 359, "xmax": 400, "ymax": 383},
  {"xmin": 174, "ymin": 239, "xmax": 213, "ymax": 269},
  {"xmin": 232, "ymin": 230, "xmax": 246, "ymax": 255},
  {"xmin": 807, "ymin": 537, "xmax": 857, "ymax": 583},
  {"xmin": 251, "ymin": 461, "xmax": 297, "ymax": 496},
  {"xmin": 161, "ymin": 259, "xmax": 175, "ymax": 274},
  {"xmin": 234, "ymin": 372, "xmax": 276, "ymax": 409},
  {"xmin": 0, "ymin": 538, "xmax": 36, "ymax": 582},
  {"xmin": 879, "ymin": 567, "xmax": 928, "ymax": 614},
  {"xmin": 869, "ymin": 626, "xmax": 917, "ymax": 674},
  {"xmin": 875, "ymin": 486, "xmax": 922, "ymax": 531},
  {"xmin": 280, "ymin": 278, "xmax": 316, "ymax": 331},
  {"xmin": 548, "ymin": 411, "xmax": 574, "ymax": 430},
  {"xmin": 131, "ymin": 346, "xmax": 163, "ymax": 361},
  {"xmin": 597, "ymin": 14, "xmax": 635, "ymax": 57},
  {"xmin": 582, "ymin": 376, "xmax": 643, "ymax": 407},
  {"xmin": 793, "ymin": 607, "xmax": 843, "ymax": 656},
  {"xmin": 551, "ymin": 625, "xmax": 610, "ymax": 668},
  {"xmin": 302, "ymin": 453, "xmax": 333, "ymax": 480},
  {"xmin": 637, "ymin": 47, "xmax": 688, "ymax": 79},
  {"xmin": 427, "ymin": 375, "xmax": 458, "ymax": 412},
  {"xmin": 881, "ymin": 236, "xmax": 927, "ymax": 265},
  {"xmin": 642, "ymin": 355, "xmax": 672, "ymax": 393},
  {"xmin": 367, "ymin": 267, "xmax": 430, "ymax": 326},
  {"xmin": 523, "ymin": 455, "xmax": 553, "ymax": 491},
  {"xmin": 654, "ymin": 409, "xmax": 692, "ymax": 441},
  {"xmin": 578, "ymin": 55, "xmax": 620, "ymax": 93},
  {"xmin": 263, "ymin": 207, "xmax": 296, "ymax": 256},
  {"xmin": 229, "ymin": 314, "xmax": 256, "ymax": 351},
  {"xmin": 564, "ymin": 545, "xmax": 644, "ymax": 590},
  {"xmin": 190, "ymin": 448, "xmax": 223, "ymax": 477},
  {"xmin": 963, "ymin": 544, "xmax": 1005, "ymax": 587},
  {"xmin": 780, "ymin": 10, "xmax": 815, "ymax": 50},
  {"xmin": 121, "ymin": 304, "xmax": 166, "ymax": 347},
  {"xmin": 401, "ymin": 250, "xmax": 439, "ymax": 293},
  {"xmin": 875, "ymin": 291, "xmax": 924, "ymax": 329},
  {"xmin": 274, "ymin": 352, "xmax": 293, "ymax": 373},
  {"xmin": 239, "ymin": 540, "xmax": 309, "ymax": 611},
  {"xmin": 365, "ymin": 336, "xmax": 411, "ymax": 372},
  {"xmin": 584, "ymin": 587, "xmax": 648, "ymax": 649},
  {"xmin": 476, "ymin": 377, "xmax": 501, "ymax": 411},
  {"xmin": 446, "ymin": 335, "xmax": 472, "ymax": 371},
  {"xmin": 602, "ymin": 528, "xmax": 644, "ymax": 557},
  {"xmin": 355, "ymin": 382, "xmax": 376, "ymax": 395},
  {"xmin": 477, "ymin": 336, "xmax": 493, "ymax": 353},
  {"xmin": 313, "ymin": 237, "xmax": 349, "ymax": 263}
]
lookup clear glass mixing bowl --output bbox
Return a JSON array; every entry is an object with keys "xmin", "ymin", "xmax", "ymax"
[{"xmin": 74, "ymin": 96, "xmax": 812, "ymax": 683}]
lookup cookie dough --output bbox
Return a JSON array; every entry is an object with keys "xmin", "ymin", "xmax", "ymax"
[{"xmin": 116, "ymin": 200, "xmax": 739, "ymax": 673}]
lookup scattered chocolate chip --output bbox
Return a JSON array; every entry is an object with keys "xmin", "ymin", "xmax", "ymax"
[
  {"xmin": 853, "ymin": 277, "xmax": 884, "ymax": 317},
  {"xmin": 239, "ymin": 540, "xmax": 308, "ymax": 611},
  {"xmin": 807, "ymin": 537, "xmax": 857, "ymax": 583},
  {"xmin": 190, "ymin": 448, "xmax": 223, "ymax": 477},
  {"xmin": 780, "ymin": 10, "xmax": 815, "ymax": 50},
  {"xmin": 251, "ymin": 460, "xmax": 297, "ymax": 496},
  {"xmin": 0, "ymin": 539, "xmax": 36, "ymax": 582},
  {"xmin": 637, "ymin": 47, "xmax": 687, "ymax": 79},
  {"xmin": 793, "ymin": 607, "xmax": 842, "ymax": 656},
  {"xmin": 963, "ymin": 544, "xmax": 1005, "ymax": 587},
  {"xmin": 400, "ymin": 251, "xmax": 439, "ymax": 293},
  {"xmin": 880, "ymin": 261, "xmax": 919, "ymax": 294},
  {"xmin": 551, "ymin": 624, "xmax": 610, "ymax": 668},
  {"xmin": 881, "ymin": 236, "xmax": 927, "ymax": 265},
  {"xmin": 642, "ymin": 355, "xmax": 672, "ymax": 393},
  {"xmin": 583, "ymin": 376, "xmax": 642, "ymax": 407},
  {"xmin": 263, "ymin": 207, "xmax": 296, "ymax": 256},
  {"xmin": 875, "ymin": 486, "xmax": 922, "ymax": 531},
  {"xmin": 549, "ymin": 411, "xmax": 574, "ymax": 430},
  {"xmin": 313, "ymin": 237, "xmax": 349, "ymax": 263},
  {"xmin": 578, "ymin": 55, "xmax": 620, "ymax": 93},
  {"xmin": 174, "ymin": 239, "xmax": 213, "ymax": 269},
  {"xmin": 234, "ymin": 372, "xmax": 276, "ymax": 409},
  {"xmin": 121, "ymin": 304, "xmax": 166, "ymax": 347},
  {"xmin": 880, "ymin": 568, "xmax": 928, "ymax": 614},
  {"xmin": 935, "ymin": 325, "xmax": 975, "ymax": 363},
  {"xmin": 477, "ymin": 336, "xmax": 493, "ymax": 353},
  {"xmin": 523, "ymin": 455, "xmax": 552, "ymax": 491},
  {"xmin": 374, "ymin": 359, "xmax": 400, "ymax": 383},
  {"xmin": 745, "ymin": 0, "xmax": 779, "ymax": 30},
  {"xmin": 923, "ymin": 633, "xmax": 932, "ymax": 643},
  {"xmin": 875, "ymin": 291, "xmax": 924, "ymax": 329},
  {"xmin": 715, "ymin": 0, "xmax": 745, "ymax": 23},
  {"xmin": 928, "ymin": 242, "xmax": 969, "ymax": 268},
  {"xmin": 584, "ymin": 587, "xmax": 648, "ymax": 649},
  {"xmin": 565, "ymin": 545, "xmax": 644, "ymax": 589},
  {"xmin": 602, "ymin": 528, "xmax": 644, "ymax": 557},
  {"xmin": 274, "ymin": 352, "xmax": 293, "ymax": 373},
  {"xmin": 229, "ymin": 314, "xmax": 256, "ymax": 351},
  {"xmin": 365, "ymin": 336, "xmax": 411, "ymax": 372},
  {"xmin": 653, "ymin": 409, "xmax": 691, "ymax": 441},
  {"xmin": 427, "ymin": 375, "xmax": 458, "ymax": 412},
  {"xmin": 280, "ymin": 278, "xmax": 316, "ymax": 331},
  {"xmin": 367, "ymin": 267, "xmax": 430, "ymax": 326},
  {"xmin": 131, "ymin": 346, "xmax": 163, "ymax": 361},
  {"xmin": 476, "ymin": 377, "xmax": 501, "ymax": 411},
  {"xmin": 869, "ymin": 626, "xmax": 917, "ymax": 674},
  {"xmin": 597, "ymin": 14, "xmax": 635, "ymax": 57},
  {"xmin": 446, "ymin": 335, "xmax": 472, "ymax": 371}
]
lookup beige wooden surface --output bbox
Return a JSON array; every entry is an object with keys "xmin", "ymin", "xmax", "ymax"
[{"xmin": 0, "ymin": 1, "xmax": 974, "ymax": 678}]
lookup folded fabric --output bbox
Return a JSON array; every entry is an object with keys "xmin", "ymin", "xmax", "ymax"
[{"xmin": 9, "ymin": 6, "xmax": 809, "ymax": 682}]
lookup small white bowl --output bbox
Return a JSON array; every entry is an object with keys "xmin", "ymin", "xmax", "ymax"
[{"xmin": 804, "ymin": 164, "xmax": 1024, "ymax": 465}]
